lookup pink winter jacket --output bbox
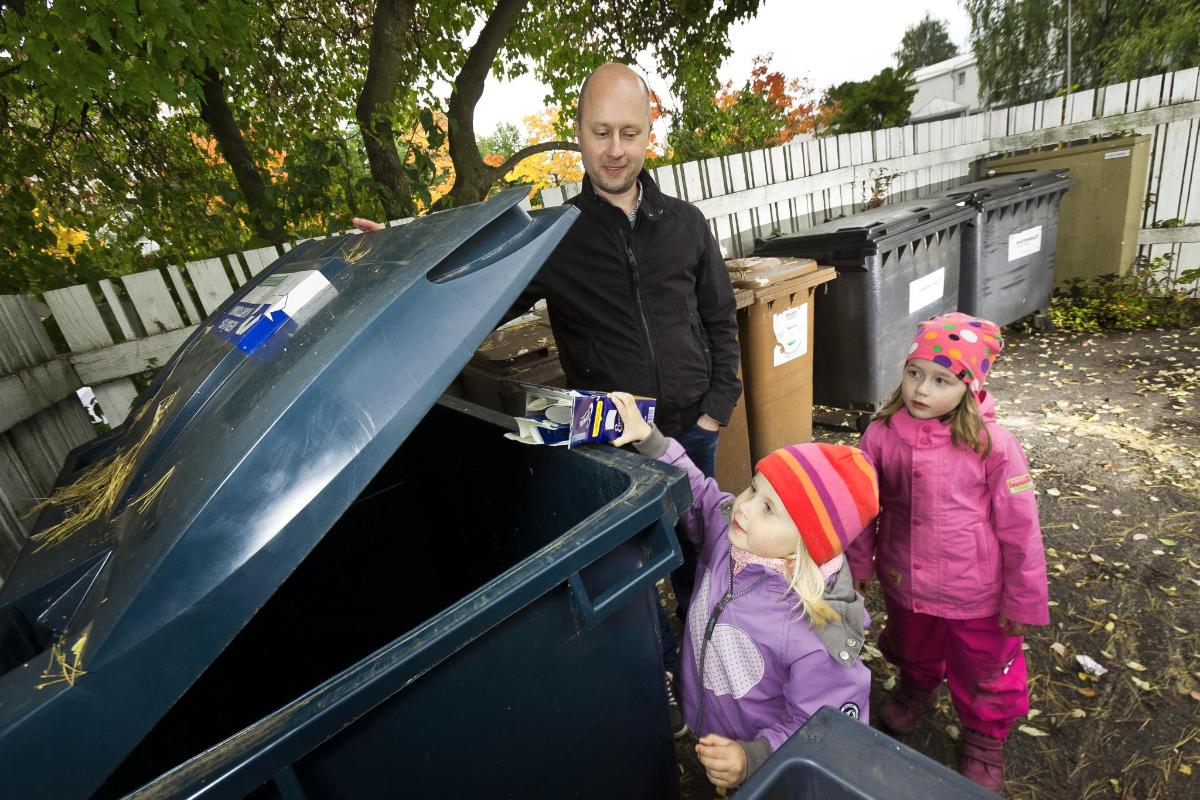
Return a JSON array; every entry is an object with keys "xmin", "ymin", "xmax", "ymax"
[{"xmin": 846, "ymin": 393, "xmax": 1050, "ymax": 626}]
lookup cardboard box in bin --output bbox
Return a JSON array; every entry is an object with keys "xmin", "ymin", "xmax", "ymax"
[
  {"xmin": 507, "ymin": 383, "xmax": 656, "ymax": 447},
  {"xmin": 459, "ymin": 309, "xmax": 564, "ymax": 415}
]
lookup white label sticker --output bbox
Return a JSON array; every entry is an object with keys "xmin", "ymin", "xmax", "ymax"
[
  {"xmin": 213, "ymin": 270, "xmax": 334, "ymax": 354},
  {"xmin": 1104, "ymin": 149, "xmax": 1131, "ymax": 160},
  {"xmin": 908, "ymin": 268, "xmax": 945, "ymax": 315},
  {"xmin": 771, "ymin": 303, "xmax": 808, "ymax": 367},
  {"xmin": 1008, "ymin": 225, "xmax": 1043, "ymax": 261}
]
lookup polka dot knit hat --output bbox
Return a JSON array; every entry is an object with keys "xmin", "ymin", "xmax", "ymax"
[
  {"xmin": 755, "ymin": 443, "xmax": 880, "ymax": 567},
  {"xmin": 907, "ymin": 312, "xmax": 1004, "ymax": 400}
]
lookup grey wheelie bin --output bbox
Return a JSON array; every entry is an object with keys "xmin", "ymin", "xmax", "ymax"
[
  {"xmin": 731, "ymin": 707, "xmax": 996, "ymax": 799},
  {"xmin": 0, "ymin": 187, "xmax": 691, "ymax": 800},
  {"xmin": 754, "ymin": 199, "xmax": 973, "ymax": 416},
  {"xmin": 932, "ymin": 170, "xmax": 1076, "ymax": 328}
]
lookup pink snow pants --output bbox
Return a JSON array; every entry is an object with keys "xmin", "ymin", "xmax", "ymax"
[{"xmin": 880, "ymin": 596, "xmax": 1029, "ymax": 740}]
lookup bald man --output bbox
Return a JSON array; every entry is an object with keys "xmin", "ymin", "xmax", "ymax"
[{"xmin": 515, "ymin": 62, "xmax": 741, "ymax": 461}]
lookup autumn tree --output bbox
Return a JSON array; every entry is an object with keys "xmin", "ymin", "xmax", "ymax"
[
  {"xmin": 965, "ymin": 0, "xmax": 1200, "ymax": 106},
  {"xmin": 424, "ymin": 0, "xmax": 765, "ymax": 208},
  {"xmin": 1, "ymin": 1, "xmax": 376, "ymax": 293},
  {"xmin": 668, "ymin": 55, "xmax": 825, "ymax": 162},
  {"xmin": 503, "ymin": 109, "xmax": 584, "ymax": 202},
  {"xmin": 895, "ymin": 13, "xmax": 959, "ymax": 72}
]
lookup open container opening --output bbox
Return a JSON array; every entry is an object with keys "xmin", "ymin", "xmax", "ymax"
[{"xmin": 96, "ymin": 399, "xmax": 642, "ymax": 797}]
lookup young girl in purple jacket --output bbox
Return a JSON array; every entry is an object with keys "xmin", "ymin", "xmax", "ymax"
[
  {"xmin": 846, "ymin": 312, "xmax": 1050, "ymax": 794},
  {"xmin": 608, "ymin": 392, "xmax": 880, "ymax": 790}
]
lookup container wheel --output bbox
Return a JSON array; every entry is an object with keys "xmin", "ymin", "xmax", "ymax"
[
  {"xmin": 854, "ymin": 413, "xmax": 872, "ymax": 434},
  {"xmin": 1031, "ymin": 311, "xmax": 1055, "ymax": 333}
]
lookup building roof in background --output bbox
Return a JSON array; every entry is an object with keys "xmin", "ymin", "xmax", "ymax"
[{"xmin": 910, "ymin": 52, "xmax": 977, "ymax": 83}]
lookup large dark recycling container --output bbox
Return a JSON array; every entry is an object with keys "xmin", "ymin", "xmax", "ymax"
[
  {"xmin": 932, "ymin": 170, "xmax": 1076, "ymax": 327},
  {"xmin": 732, "ymin": 707, "xmax": 996, "ymax": 800},
  {"xmin": 0, "ymin": 187, "xmax": 690, "ymax": 799},
  {"xmin": 754, "ymin": 199, "xmax": 973, "ymax": 414}
]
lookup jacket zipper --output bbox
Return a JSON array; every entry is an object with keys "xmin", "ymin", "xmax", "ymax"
[
  {"xmin": 693, "ymin": 554, "xmax": 769, "ymax": 736},
  {"xmin": 623, "ymin": 228, "xmax": 665, "ymax": 402}
]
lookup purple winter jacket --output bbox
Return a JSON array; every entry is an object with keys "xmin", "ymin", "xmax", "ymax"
[
  {"xmin": 846, "ymin": 393, "xmax": 1050, "ymax": 626},
  {"xmin": 655, "ymin": 438, "xmax": 871, "ymax": 753}
]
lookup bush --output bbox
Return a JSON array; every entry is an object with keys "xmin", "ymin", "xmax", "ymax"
[{"xmin": 1048, "ymin": 252, "xmax": 1200, "ymax": 332}]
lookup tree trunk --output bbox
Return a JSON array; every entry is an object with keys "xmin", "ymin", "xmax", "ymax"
[
  {"xmin": 356, "ymin": 0, "xmax": 418, "ymax": 220},
  {"xmin": 198, "ymin": 68, "xmax": 287, "ymax": 246},
  {"xmin": 440, "ymin": 0, "xmax": 530, "ymax": 209}
]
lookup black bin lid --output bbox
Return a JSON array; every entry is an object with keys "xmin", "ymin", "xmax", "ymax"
[
  {"xmin": 754, "ymin": 196, "xmax": 974, "ymax": 260},
  {"xmin": 0, "ymin": 187, "xmax": 578, "ymax": 798},
  {"xmin": 932, "ymin": 169, "xmax": 1078, "ymax": 209}
]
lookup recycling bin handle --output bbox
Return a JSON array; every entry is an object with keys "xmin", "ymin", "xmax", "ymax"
[{"xmin": 568, "ymin": 516, "xmax": 681, "ymax": 631}]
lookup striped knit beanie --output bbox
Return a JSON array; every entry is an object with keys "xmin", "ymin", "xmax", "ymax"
[
  {"xmin": 908, "ymin": 312, "xmax": 1004, "ymax": 400},
  {"xmin": 755, "ymin": 443, "xmax": 880, "ymax": 566}
]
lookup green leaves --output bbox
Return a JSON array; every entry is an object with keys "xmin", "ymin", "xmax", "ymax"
[
  {"xmin": 825, "ymin": 67, "xmax": 916, "ymax": 134},
  {"xmin": 965, "ymin": 0, "xmax": 1200, "ymax": 106}
]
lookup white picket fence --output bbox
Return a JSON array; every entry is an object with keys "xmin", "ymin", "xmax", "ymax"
[{"xmin": 2, "ymin": 66, "xmax": 1200, "ymax": 572}]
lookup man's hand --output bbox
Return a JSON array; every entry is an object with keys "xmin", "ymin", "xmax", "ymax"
[
  {"xmin": 696, "ymin": 734, "xmax": 748, "ymax": 789},
  {"xmin": 609, "ymin": 392, "xmax": 652, "ymax": 447},
  {"xmin": 352, "ymin": 217, "xmax": 384, "ymax": 232},
  {"xmin": 998, "ymin": 617, "xmax": 1027, "ymax": 637},
  {"xmin": 697, "ymin": 413, "xmax": 720, "ymax": 432}
]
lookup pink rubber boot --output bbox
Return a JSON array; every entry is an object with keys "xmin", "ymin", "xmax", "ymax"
[
  {"xmin": 878, "ymin": 682, "xmax": 939, "ymax": 735},
  {"xmin": 960, "ymin": 728, "xmax": 1006, "ymax": 794}
]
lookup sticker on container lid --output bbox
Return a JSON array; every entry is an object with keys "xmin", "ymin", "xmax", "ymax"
[
  {"xmin": 1008, "ymin": 225, "xmax": 1042, "ymax": 261},
  {"xmin": 772, "ymin": 303, "xmax": 808, "ymax": 367},
  {"xmin": 1104, "ymin": 149, "xmax": 1131, "ymax": 160},
  {"xmin": 908, "ymin": 268, "xmax": 945, "ymax": 315},
  {"xmin": 212, "ymin": 270, "xmax": 335, "ymax": 355}
]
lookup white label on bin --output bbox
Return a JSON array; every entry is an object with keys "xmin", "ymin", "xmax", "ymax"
[
  {"xmin": 772, "ymin": 303, "xmax": 808, "ymax": 367},
  {"xmin": 1104, "ymin": 149, "xmax": 1131, "ymax": 160},
  {"xmin": 1008, "ymin": 225, "xmax": 1042, "ymax": 261},
  {"xmin": 908, "ymin": 268, "xmax": 945, "ymax": 315},
  {"xmin": 213, "ymin": 270, "xmax": 334, "ymax": 355}
]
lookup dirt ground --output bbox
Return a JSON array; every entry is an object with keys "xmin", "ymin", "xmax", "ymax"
[{"xmin": 673, "ymin": 325, "xmax": 1200, "ymax": 800}]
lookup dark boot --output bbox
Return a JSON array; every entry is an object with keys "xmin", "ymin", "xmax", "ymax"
[
  {"xmin": 878, "ymin": 681, "xmax": 939, "ymax": 734},
  {"xmin": 960, "ymin": 728, "xmax": 1006, "ymax": 794}
]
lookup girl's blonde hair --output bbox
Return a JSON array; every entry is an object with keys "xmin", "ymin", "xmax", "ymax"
[
  {"xmin": 873, "ymin": 382, "xmax": 993, "ymax": 458},
  {"xmin": 785, "ymin": 538, "xmax": 840, "ymax": 630}
]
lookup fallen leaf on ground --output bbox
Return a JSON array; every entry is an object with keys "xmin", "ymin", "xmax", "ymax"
[
  {"xmin": 1019, "ymin": 725, "xmax": 1049, "ymax": 737},
  {"xmin": 1050, "ymin": 642, "xmax": 1068, "ymax": 656}
]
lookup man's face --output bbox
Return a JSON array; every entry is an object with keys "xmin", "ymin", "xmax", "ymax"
[{"xmin": 576, "ymin": 78, "xmax": 650, "ymax": 199}]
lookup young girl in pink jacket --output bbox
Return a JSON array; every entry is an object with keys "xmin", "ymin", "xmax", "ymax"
[{"xmin": 847, "ymin": 312, "xmax": 1049, "ymax": 794}]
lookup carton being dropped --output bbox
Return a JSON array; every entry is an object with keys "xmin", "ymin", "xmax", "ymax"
[{"xmin": 506, "ymin": 383, "xmax": 656, "ymax": 448}]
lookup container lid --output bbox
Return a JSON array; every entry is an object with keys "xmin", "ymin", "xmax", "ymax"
[
  {"xmin": 0, "ymin": 187, "xmax": 578, "ymax": 797},
  {"xmin": 934, "ymin": 170, "xmax": 1078, "ymax": 209},
  {"xmin": 753, "ymin": 196, "xmax": 974, "ymax": 259},
  {"xmin": 726, "ymin": 256, "xmax": 819, "ymax": 288}
]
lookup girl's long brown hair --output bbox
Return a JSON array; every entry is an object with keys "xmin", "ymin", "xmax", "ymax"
[{"xmin": 874, "ymin": 383, "xmax": 993, "ymax": 458}]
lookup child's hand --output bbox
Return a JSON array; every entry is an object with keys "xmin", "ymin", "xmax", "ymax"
[
  {"xmin": 998, "ymin": 616, "xmax": 1027, "ymax": 637},
  {"xmin": 696, "ymin": 733, "xmax": 748, "ymax": 789},
  {"xmin": 609, "ymin": 392, "xmax": 652, "ymax": 447}
]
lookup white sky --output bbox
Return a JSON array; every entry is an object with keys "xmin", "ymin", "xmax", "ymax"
[{"xmin": 472, "ymin": 0, "xmax": 972, "ymax": 137}]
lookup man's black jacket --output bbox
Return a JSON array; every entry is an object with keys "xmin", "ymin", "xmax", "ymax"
[{"xmin": 514, "ymin": 171, "xmax": 742, "ymax": 437}]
